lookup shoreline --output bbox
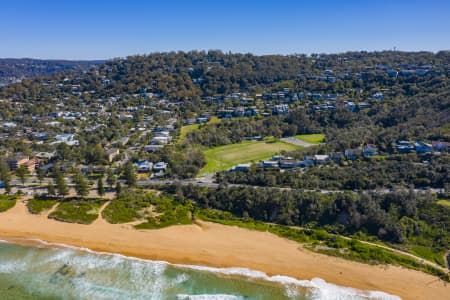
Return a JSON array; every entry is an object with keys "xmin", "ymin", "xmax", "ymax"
[{"xmin": 0, "ymin": 200, "xmax": 448, "ymax": 299}]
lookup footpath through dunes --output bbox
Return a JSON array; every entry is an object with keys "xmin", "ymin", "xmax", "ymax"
[{"xmin": 0, "ymin": 198, "xmax": 449, "ymax": 299}]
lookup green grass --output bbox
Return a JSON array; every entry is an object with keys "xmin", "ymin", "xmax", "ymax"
[
  {"xmin": 295, "ymin": 134, "xmax": 325, "ymax": 144},
  {"xmin": 436, "ymin": 199, "xmax": 450, "ymax": 207},
  {"xmin": 49, "ymin": 198, "xmax": 106, "ymax": 224},
  {"xmin": 26, "ymin": 196, "xmax": 58, "ymax": 214},
  {"xmin": 0, "ymin": 195, "xmax": 17, "ymax": 212},
  {"xmin": 200, "ymin": 140, "xmax": 300, "ymax": 174},
  {"xmin": 411, "ymin": 245, "xmax": 446, "ymax": 266}
]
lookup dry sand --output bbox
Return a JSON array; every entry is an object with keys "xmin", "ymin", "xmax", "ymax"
[{"xmin": 0, "ymin": 199, "xmax": 448, "ymax": 300}]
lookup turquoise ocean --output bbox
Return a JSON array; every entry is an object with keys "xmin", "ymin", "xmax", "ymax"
[{"xmin": 0, "ymin": 239, "xmax": 400, "ymax": 300}]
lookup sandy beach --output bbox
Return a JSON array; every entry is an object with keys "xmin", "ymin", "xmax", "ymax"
[{"xmin": 0, "ymin": 198, "xmax": 448, "ymax": 300}]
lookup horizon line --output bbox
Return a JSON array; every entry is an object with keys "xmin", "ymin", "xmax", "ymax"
[{"xmin": 1, "ymin": 48, "xmax": 449, "ymax": 62}]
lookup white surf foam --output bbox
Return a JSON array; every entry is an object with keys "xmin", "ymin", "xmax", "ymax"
[
  {"xmin": 0, "ymin": 237, "xmax": 402, "ymax": 300},
  {"xmin": 177, "ymin": 294, "xmax": 243, "ymax": 300}
]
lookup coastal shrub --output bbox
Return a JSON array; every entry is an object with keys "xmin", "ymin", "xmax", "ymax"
[
  {"xmin": 134, "ymin": 195, "xmax": 193, "ymax": 229},
  {"xmin": 26, "ymin": 196, "xmax": 58, "ymax": 214},
  {"xmin": 0, "ymin": 195, "xmax": 17, "ymax": 212},
  {"xmin": 102, "ymin": 190, "xmax": 154, "ymax": 224},
  {"xmin": 48, "ymin": 198, "xmax": 106, "ymax": 224}
]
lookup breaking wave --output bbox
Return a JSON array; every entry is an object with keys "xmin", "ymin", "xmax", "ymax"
[{"xmin": 0, "ymin": 238, "xmax": 401, "ymax": 300}]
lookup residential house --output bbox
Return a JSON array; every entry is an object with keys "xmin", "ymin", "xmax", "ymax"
[
  {"xmin": 230, "ymin": 164, "xmax": 251, "ymax": 172},
  {"xmin": 432, "ymin": 141, "xmax": 450, "ymax": 151},
  {"xmin": 144, "ymin": 144, "xmax": 164, "ymax": 152},
  {"xmin": 414, "ymin": 141, "xmax": 433, "ymax": 154},
  {"xmin": 260, "ymin": 160, "xmax": 279, "ymax": 169},
  {"xmin": 344, "ymin": 149, "xmax": 360, "ymax": 160},
  {"xmin": 330, "ymin": 152, "xmax": 343, "ymax": 164},
  {"xmin": 314, "ymin": 155, "xmax": 330, "ymax": 165},
  {"xmin": 151, "ymin": 136, "xmax": 171, "ymax": 144},
  {"xmin": 272, "ymin": 104, "xmax": 290, "ymax": 115},
  {"xmin": 299, "ymin": 156, "xmax": 314, "ymax": 167},
  {"xmin": 396, "ymin": 141, "xmax": 414, "ymax": 153},
  {"xmin": 105, "ymin": 148, "xmax": 119, "ymax": 162},
  {"xmin": 35, "ymin": 151, "xmax": 56, "ymax": 160},
  {"xmin": 279, "ymin": 160, "xmax": 299, "ymax": 169},
  {"xmin": 8, "ymin": 155, "xmax": 30, "ymax": 170},
  {"xmin": 53, "ymin": 134, "xmax": 79, "ymax": 146},
  {"xmin": 113, "ymin": 136, "xmax": 130, "ymax": 146},
  {"xmin": 134, "ymin": 160, "xmax": 153, "ymax": 173},
  {"xmin": 153, "ymin": 162, "xmax": 168, "ymax": 171},
  {"xmin": 362, "ymin": 144, "xmax": 378, "ymax": 157}
]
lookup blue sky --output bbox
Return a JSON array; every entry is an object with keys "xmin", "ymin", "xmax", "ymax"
[{"xmin": 0, "ymin": 0, "xmax": 449, "ymax": 59}]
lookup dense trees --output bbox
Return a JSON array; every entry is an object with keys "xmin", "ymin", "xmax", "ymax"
[{"xmin": 164, "ymin": 184, "xmax": 448, "ymax": 253}]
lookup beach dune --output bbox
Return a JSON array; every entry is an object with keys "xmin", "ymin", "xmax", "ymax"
[{"xmin": 0, "ymin": 199, "xmax": 448, "ymax": 300}]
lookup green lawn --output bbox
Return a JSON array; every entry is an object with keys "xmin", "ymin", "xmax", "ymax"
[
  {"xmin": 0, "ymin": 195, "xmax": 17, "ymax": 212},
  {"xmin": 200, "ymin": 140, "xmax": 300, "ymax": 174},
  {"xmin": 295, "ymin": 134, "xmax": 325, "ymax": 144},
  {"xmin": 436, "ymin": 199, "xmax": 450, "ymax": 207},
  {"xmin": 48, "ymin": 198, "xmax": 106, "ymax": 224}
]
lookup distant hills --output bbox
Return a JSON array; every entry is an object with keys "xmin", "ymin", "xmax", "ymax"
[{"xmin": 0, "ymin": 58, "xmax": 104, "ymax": 85}]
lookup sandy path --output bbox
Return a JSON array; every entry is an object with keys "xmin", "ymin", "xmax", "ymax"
[{"xmin": 0, "ymin": 200, "xmax": 448, "ymax": 300}]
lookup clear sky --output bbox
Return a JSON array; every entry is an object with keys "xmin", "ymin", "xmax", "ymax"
[{"xmin": 1, "ymin": 0, "xmax": 449, "ymax": 60}]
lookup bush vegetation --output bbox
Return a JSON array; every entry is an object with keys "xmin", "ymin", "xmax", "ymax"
[
  {"xmin": 0, "ymin": 194, "xmax": 17, "ymax": 212},
  {"xmin": 26, "ymin": 195, "xmax": 58, "ymax": 214},
  {"xmin": 48, "ymin": 198, "xmax": 106, "ymax": 224}
]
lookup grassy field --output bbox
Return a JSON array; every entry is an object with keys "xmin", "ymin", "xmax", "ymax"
[
  {"xmin": 49, "ymin": 198, "xmax": 106, "ymax": 224},
  {"xmin": 436, "ymin": 199, "xmax": 450, "ymax": 207},
  {"xmin": 295, "ymin": 134, "xmax": 325, "ymax": 144},
  {"xmin": 0, "ymin": 195, "xmax": 18, "ymax": 212},
  {"xmin": 26, "ymin": 196, "xmax": 58, "ymax": 214},
  {"xmin": 200, "ymin": 140, "xmax": 300, "ymax": 174}
]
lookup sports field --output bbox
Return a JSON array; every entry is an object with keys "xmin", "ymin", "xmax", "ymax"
[{"xmin": 199, "ymin": 140, "xmax": 300, "ymax": 174}]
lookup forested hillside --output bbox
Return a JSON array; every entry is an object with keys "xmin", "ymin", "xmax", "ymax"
[{"xmin": 0, "ymin": 58, "xmax": 103, "ymax": 85}]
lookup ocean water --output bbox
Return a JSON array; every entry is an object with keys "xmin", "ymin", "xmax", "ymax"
[{"xmin": 0, "ymin": 239, "xmax": 400, "ymax": 300}]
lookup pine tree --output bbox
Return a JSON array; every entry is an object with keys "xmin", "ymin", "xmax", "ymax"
[
  {"xmin": 47, "ymin": 182, "xmax": 56, "ymax": 196},
  {"xmin": 123, "ymin": 161, "xmax": 136, "ymax": 187},
  {"xmin": 97, "ymin": 177, "xmax": 105, "ymax": 197},
  {"xmin": 16, "ymin": 165, "xmax": 29, "ymax": 186},
  {"xmin": 55, "ymin": 171, "xmax": 69, "ymax": 197},
  {"xmin": 36, "ymin": 167, "xmax": 45, "ymax": 185},
  {"xmin": 72, "ymin": 169, "xmax": 89, "ymax": 197},
  {"xmin": 106, "ymin": 168, "xmax": 116, "ymax": 190},
  {"xmin": 115, "ymin": 181, "xmax": 122, "ymax": 197}
]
